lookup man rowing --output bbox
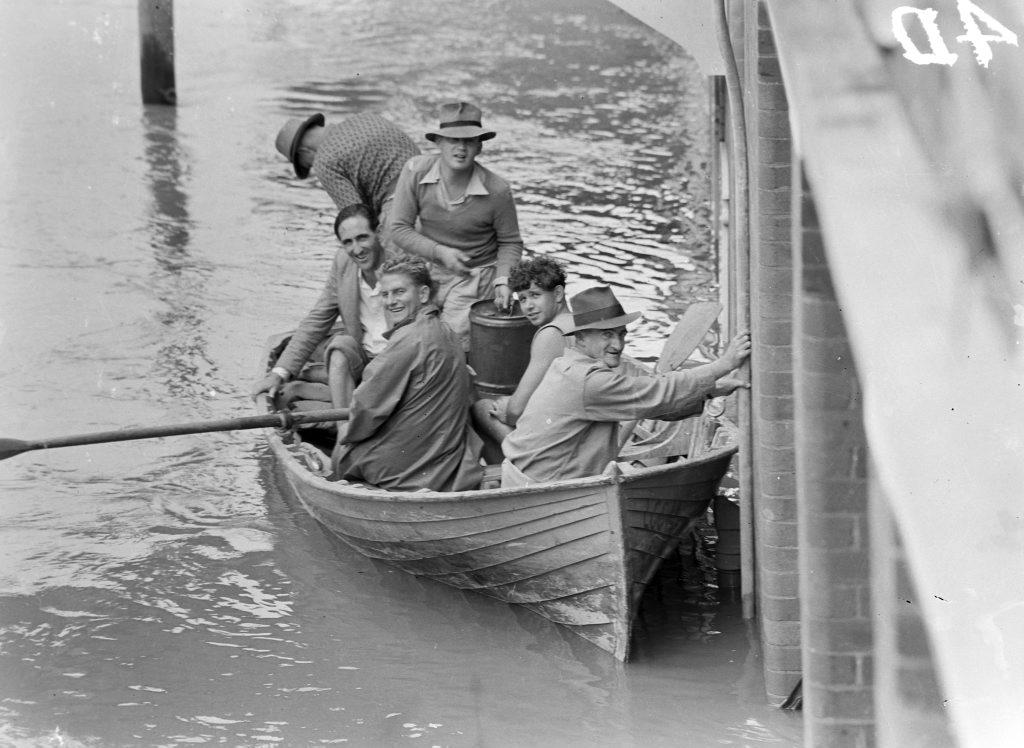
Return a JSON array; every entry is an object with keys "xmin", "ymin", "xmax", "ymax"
[
  {"xmin": 250, "ymin": 204, "xmax": 392, "ymax": 453},
  {"xmin": 501, "ymin": 286, "xmax": 751, "ymax": 487}
]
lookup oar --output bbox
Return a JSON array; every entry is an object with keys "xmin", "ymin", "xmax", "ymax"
[
  {"xmin": 618, "ymin": 301, "xmax": 722, "ymax": 450},
  {"xmin": 0, "ymin": 408, "xmax": 350, "ymax": 462},
  {"xmin": 653, "ymin": 301, "xmax": 724, "ymax": 375}
]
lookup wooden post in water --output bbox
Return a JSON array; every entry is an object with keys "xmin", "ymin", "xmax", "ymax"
[{"xmin": 139, "ymin": 0, "xmax": 176, "ymax": 105}]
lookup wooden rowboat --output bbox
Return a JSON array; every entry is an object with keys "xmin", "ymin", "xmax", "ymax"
[{"xmin": 259, "ymin": 335, "xmax": 738, "ymax": 661}]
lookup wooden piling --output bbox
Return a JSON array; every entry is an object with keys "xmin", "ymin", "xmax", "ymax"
[{"xmin": 139, "ymin": 0, "xmax": 176, "ymax": 105}]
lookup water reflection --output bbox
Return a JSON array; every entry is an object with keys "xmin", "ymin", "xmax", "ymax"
[
  {"xmin": 142, "ymin": 106, "xmax": 191, "ymax": 270},
  {"xmin": 141, "ymin": 106, "xmax": 223, "ymax": 405}
]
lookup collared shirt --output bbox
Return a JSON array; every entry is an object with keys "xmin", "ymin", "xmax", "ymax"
[
  {"xmin": 358, "ymin": 273, "xmax": 388, "ymax": 357},
  {"xmin": 337, "ymin": 305, "xmax": 482, "ymax": 492},
  {"xmin": 389, "ymin": 154, "xmax": 524, "ymax": 280},
  {"xmin": 419, "ymin": 159, "xmax": 489, "ymax": 206},
  {"xmin": 502, "ymin": 348, "xmax": 718, "ymax": 483},
  {"xmin": 312, "ymin": 113, "xmax": 421, "ymax": 216}
]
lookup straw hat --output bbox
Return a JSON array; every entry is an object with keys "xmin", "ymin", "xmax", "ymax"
[
  {"xmin": 275, "ymin": 112, "xmax": 325, "ymax": 178},
  {"xmin": 564, "ymin": 287, "xmax": 641, "ymax": 333},
  {"xmin": 425, "ymin": 101, "xmax": 496, "ymax": 142}
]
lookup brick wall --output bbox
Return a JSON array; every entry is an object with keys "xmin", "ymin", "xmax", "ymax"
[
  {"xmin": 737, "ymin": 0, "xmax": 800, "ymax": 704},
  {"xmin": 794, "ymin": 170, "xmax": 875, "ymax": 746}
]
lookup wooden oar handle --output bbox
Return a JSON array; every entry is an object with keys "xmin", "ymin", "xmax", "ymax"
[{"xmin": 0, "ymin": 408, "xmax": 351, "ymax": 461}]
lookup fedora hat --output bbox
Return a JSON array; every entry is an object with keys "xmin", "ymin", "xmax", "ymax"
[
  {"xmin": 275, "ymin": 112, "xmax": 325, "ymax": 179},
  {"xmin": 564, "ymin": 287, "xmax": 641, "ymax": 333},
  {"xmin": 425, "ymin": 101, "xmax": 496, "ymax": 142}
]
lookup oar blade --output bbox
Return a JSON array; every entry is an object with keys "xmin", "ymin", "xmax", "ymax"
[
  {"xmin": 617, "ymin": 302, "xmax": 724, "ymax": 452},
  {"xmin": 656, "ymin": 301, "xmax": 722, "ymax": 373}
]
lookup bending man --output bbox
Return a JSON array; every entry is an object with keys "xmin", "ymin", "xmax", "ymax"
[
  {"xmin": 501, "ymin": 286, "xmax": 751, "ymax": 486},
  {"xmin": 275, "ymin": 111, "xmax": 420, "ymax": 240}
]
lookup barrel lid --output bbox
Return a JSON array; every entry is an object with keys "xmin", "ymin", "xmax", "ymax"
[{"xmin": 469, "ymin": 298, "xmax": 526, "ymax": 320}]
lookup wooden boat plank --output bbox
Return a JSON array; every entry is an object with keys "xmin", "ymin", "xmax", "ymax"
[
  {"xmin": 298, "ymin": 492, "xmax": 610, "ymax": 545},
  {"xmin": 514, "ymin": 588, "xmax": 620, "ymax": 625},
  {"xmin": 322, "ymin": 512, "xmax": 611, "ymax": 566},
  {"xmin": 379, "ymin": 532, "xmax": 616, "ymax": 589}
]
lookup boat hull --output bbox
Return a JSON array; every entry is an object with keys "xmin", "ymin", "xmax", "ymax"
[
  {"xmin": 260, "ymin": 331, "xmax": 736, "ymax": 660},
  {"xmin": 266, "ymin": 421, "xmax": 735, "ymax": 661}
]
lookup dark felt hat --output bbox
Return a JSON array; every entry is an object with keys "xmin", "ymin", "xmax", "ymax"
[
  {"xmin": 275, "ymin": 112, "xmax": 325, "ymax": 179},
  {"xmin": 564, "ymin": 286, "xmax": 642, "ymax": 333}
]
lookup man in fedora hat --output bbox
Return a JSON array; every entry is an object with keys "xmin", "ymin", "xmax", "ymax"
[
  {"xmin": 274, "ymin": 111, "xmax": 420, "ymax": 233},
  {"xmin": 389, "ymin": 101, "xmax": 524, "ymax": 349},
  {"xmin": 501, "ymin": 286, "xmax": 751, "ymax": 486}
]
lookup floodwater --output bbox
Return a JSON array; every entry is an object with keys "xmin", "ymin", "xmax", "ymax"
[{"xmin": 0, "ymin": 0, "xmax": 802, "ymax": 746}]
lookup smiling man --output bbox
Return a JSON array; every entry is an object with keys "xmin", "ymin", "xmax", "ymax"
[
  {"xmin": 335, "ymin": 256, "xmax": 483, "ymax": 491},
  {"xmin": 389, "ymin": 101, "xmax": 524, "ymax": 350},
  {"xmin": 501, "ymin": 286, "xmax": 752, "ymax": 487},
  {"xmin": 471, "ymin": 256, "xmax": 573, "ymax": 458},
  {"xmin": 251, "ymin": 204, "xmax": 391, "ymax": 450}
]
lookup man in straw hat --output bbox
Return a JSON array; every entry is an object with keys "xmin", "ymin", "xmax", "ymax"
[
  {"xmin": 274, "ymin": 111, "xmax": 420, "ymax": 236},
  {"xmin": 389, "ymin": 101, "xmax": 524, "ymax": 349},
  {"xmin": 501, "ymin": 286, "xmax": 751, "ymax": 487}
]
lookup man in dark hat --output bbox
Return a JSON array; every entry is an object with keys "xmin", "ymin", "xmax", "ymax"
[
  {"xmin": 389, "ymin": 101, "xmax": 524, "ymax": 349},
  {"xmin": 501, "ymin": 286, "xmax": 751, "ymax": 486},
  {"xmin": 274, "ymin": 111, "xmax": 421, "ymax": 235}
]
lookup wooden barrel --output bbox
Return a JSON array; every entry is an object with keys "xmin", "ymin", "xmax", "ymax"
[{"xmin": 468, "ymin": 299, "xmax": 534, "ymax": 398}]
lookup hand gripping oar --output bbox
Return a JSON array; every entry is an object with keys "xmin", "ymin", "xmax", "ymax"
[
  {"xmin": 617, "ymin": 301, "xmax": 722, "ymax": 451},
  {"xmin": 0, "ymin": 408, "xmax": 350, "ymax": 462}
]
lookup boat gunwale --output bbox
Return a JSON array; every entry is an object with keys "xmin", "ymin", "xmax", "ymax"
[
  {"xmin": 265, "ymin": 422, "xmax": 737, "ymax": 502},
  {"xmin": 258, "ymin": 333, "xmax": 737, "ymax": 504}
]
